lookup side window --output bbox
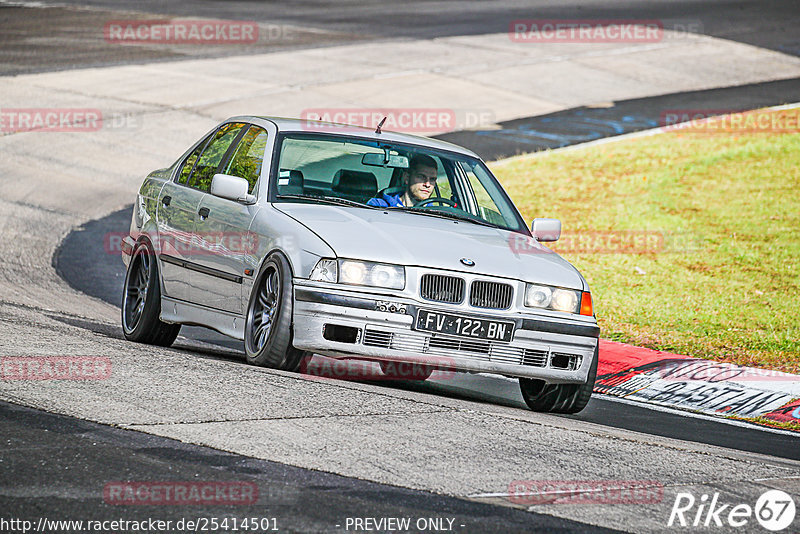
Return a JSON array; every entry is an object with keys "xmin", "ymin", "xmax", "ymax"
[
  {"xmin": 429, "ymin": 156, "xmax": 451, "ymax": 200},
  {"xmin": 460, "ymin": 161, "xmax": 508, "ymax": 226},
  {"xmin": 437, "ymin": 174, "xmax": 454, "ymax": 203},
  {"xmin": 177, "ymin": 133, "xmax": 213, "ymax": 184},
  {"xmin": 224, "ymin": 126, "xmax": 268, "ymax": 194},
  {"xmin": 189, "ymin": 122, "xmax": 246, "ymax": 192}
]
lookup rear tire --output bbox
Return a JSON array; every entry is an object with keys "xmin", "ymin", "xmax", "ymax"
[
  {"xmin": 244, "ymin": 252, "xmax": 308, "ymax": 371},
  {"xmin": 121, "ymin": 241, "xmax": 181, "ymax": 347},
  {"xmin": 519, "ymin": 345, "xmax": 598, "ymax": 414}
]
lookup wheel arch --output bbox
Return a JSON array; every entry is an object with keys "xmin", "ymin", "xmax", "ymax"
[
  {"xmin": 243, "ymin": 247, "xmax": 308, "ymax": 370},
  {"xmin": 131, "ymin": 231, "xmax": 168, "ymax": 297},
  {"xmin": 247, "ymin": 247, "xmax": 298, "ymax": 318},
  {"xmin": 255, "ymin": 247, "xmax": 296, "ymax": 278}
]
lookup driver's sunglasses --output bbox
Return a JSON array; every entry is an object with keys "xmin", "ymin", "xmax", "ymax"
[{"xmin": 411, "ymin": 173, "xmax": 437, "ymax": 185}]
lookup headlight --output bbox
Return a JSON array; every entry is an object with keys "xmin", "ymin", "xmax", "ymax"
[
  {"xmin": 340, "ymin": 259, "xmax": 404, "ymax": 290},
  {"xmin": 310, "ymin": 258, "xmax": 405, "ymax": 289},
  {"xmin": 551, "ymin": 288, "xmax": 579, "ymax": 313},
  {"xmin": 309, "ymin": 258, "xmax": 337, "ymax": 283},
  {"xmin": 525, "ymin": 284, "xmax": 581, "ymax": 314},
  {"xmin": 524, "ymin": 285, "xmax": 552, "ymax": 308}
]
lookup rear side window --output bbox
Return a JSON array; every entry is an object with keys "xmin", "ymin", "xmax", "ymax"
[
  {"xmin": 177, "ymin": 133, "xmax": 213, "ymax": 184},
  {"xmin": 224, "ymin": 126, "xmax": 268, "ymax": 194},
  {"xmin": 189, "ymin": 122, "xmax": 246, "ymax": 192}
]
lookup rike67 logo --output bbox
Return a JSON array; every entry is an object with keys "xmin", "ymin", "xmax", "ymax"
[{"xmin": 668, "ymin": 490, "xmax": 796, "ymax": 531}]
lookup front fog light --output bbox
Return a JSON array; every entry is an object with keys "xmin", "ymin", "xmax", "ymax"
[{"xmin": 310, "ymin": 258, "xmax": 337, "ymax": 283}]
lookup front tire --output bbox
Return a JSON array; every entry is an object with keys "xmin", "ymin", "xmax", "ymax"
[
  {"xmin": 519, "ymin": 345, "xmax": 598, "ymax": 414},
  {"xmin": 244, "ymin": 252, "xmax": 307, "ymax": 371},
  {"xmin": 121, "ymin": 241, "xmax": 181, "ymax": 346}
]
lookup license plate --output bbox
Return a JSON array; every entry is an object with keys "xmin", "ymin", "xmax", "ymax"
[{"xmin": 414, "ymin": 310, "xmax": 514, "ymax": 342}]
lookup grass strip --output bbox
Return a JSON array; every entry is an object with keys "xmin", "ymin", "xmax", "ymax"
[{"xmin": 492, "ymin": 107, "xmax": 799, "ymax": 373}]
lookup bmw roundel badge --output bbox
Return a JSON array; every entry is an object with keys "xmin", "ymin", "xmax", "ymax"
[{"xmin": 460, "ymin": 258, "xmax": 475, "ymax": 266}]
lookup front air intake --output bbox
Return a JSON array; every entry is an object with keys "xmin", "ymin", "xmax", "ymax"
[
  {"xmin": 469, "ymin": 280, "xmax": 513, "ymax": 309},
  {"xmin": 420, "ymin": 274, "xmax": 465, "ymax": 304}
]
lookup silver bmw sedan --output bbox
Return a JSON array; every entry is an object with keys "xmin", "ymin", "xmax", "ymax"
[{"xmin": 121, "ymin": 116, "xmax": 599, "ymax": 413}]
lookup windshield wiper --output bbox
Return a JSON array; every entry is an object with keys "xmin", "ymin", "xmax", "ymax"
[
  {"xmin": 394, "ymin": 207, "xmax": 501, "ymax": 229},
  {"xmin": 277, "ymin": 194, "xmax": 378, "ymax": 209}
]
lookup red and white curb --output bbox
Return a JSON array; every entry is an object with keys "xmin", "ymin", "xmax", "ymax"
[{"xmin": 596, "ymin": 340, "xmax": 800, "ymax": 431}]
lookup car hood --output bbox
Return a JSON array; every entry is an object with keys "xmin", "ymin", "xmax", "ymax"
[{"xmin": 274, "ymin": 204, "xmax": 586, "ymax": 290}]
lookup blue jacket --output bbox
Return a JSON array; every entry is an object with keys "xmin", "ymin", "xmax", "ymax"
[{"xmin": 366, "ymin": 192, "xmax": 404, "ymax": 207}]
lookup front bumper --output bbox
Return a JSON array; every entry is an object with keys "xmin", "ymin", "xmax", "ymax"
[{"xmin": 292, "ymin": 283, "xmax": 599, "ymax": 383}]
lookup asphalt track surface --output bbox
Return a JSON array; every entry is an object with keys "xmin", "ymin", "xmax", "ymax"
[
  {"xmin": 439, "ymin": 78, "xmax": 800, "ymax": 160},
  {"xmin": 55, "ymin": 204, "xmax": 800, "ymax": 462},
  {"xmin": 5, "ymin": 0, "xmax": 800, "ymax": 531},
  {"xmin": 2, "ymin": 401, "xmax": 617, "ymax": 533},
  {"xmin": 2, "ymin": 0, "xmax": 799, "ymax": 75}
]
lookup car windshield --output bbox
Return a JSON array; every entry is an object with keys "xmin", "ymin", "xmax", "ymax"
[{"xmin": 274, "ymin": 133, "xmax": 527, "ymax": 233}]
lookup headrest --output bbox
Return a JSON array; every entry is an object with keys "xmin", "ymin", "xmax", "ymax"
[
  {"xmin": 331, "ymin": 169, "xmax": 378, "ymax": 196},
  {"xmin": 279, "ymin": 169, "xmax": 304, "ymax": 195}
]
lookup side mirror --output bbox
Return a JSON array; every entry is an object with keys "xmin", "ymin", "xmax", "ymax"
[
  {"xmin": 531, "ymin": 218, "xmax": 561, "ymax": 242},
  {"xmin": 211, "ymin": 174, "xmax": 256, "ymax": 204}
]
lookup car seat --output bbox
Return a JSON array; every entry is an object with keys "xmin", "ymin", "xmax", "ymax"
[
  {"xmin": 278, "ymin": 169, "xmax": 304, "ymax": 195},
  {"xmin": 331, "ymin": 169, "xmax": 378, "ymax": 203}
]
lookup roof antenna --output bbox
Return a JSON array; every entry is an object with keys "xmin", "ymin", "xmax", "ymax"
[{"xmin": 375, "ymin": 116, "xmax": 387, "ymax": 134}]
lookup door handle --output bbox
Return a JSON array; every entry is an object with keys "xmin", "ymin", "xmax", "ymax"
[
  {"xmin": 162, "ymin": 195, "xmax": 171, "ymax": 207},
  {"xmin": 198, "ymin": 207, "xmax": 210, "ymax": 219}
]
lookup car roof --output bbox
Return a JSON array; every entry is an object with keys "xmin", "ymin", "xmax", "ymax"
[{"xmin": 226, "ymin": 115, "xmax": 481, "ymax": 159}]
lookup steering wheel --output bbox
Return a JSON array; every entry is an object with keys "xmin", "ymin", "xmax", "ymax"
[{"xmin": 414, "ymin": 196, "xmax": 457, "ymax": 208}]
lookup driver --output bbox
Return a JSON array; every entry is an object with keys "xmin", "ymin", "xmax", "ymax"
[{"xmin": 367, "ymin": 154, "xmax": 438, "ymax": 207}]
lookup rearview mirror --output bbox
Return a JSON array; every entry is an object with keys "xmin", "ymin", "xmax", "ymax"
[
  {"xmin": 362, "ymin": 152, "xmax": 409, "ymax": 168},
  {"xmin": 531, "ymin": 218, "xmax": 561, "ymax": 242},
  {"xmin": 211, "ymin": 174, "xmax": 256, "ymax": 204}
]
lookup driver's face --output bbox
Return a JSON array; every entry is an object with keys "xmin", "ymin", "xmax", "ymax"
[{"xmin": 405, "ymin": 165, "xmax": 437, "ymax": 202}]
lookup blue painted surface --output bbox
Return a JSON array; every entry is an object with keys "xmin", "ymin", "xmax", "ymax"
[{"xmin": 476, "ymin": 112, "xmax": 659, "ymax": 149}]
